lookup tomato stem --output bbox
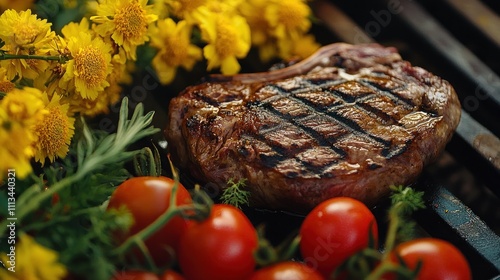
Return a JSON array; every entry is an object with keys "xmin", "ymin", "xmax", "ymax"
[
  {"xmin": 135, "ymin": 239, "xmax": 159, "ymax": 272},
  {"xmin": 112, "ymin": 174, "xmax": 213, "ymax": 257},
  {"xmin": 112, "ymin": 181, "xmax": 181, "ymax": 256}
]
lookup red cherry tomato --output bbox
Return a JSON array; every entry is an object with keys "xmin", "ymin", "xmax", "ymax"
[
  {"xmin": 389, "ymin": 238, "xmax": 471, "ymax": 280},
  {"xmin": 177, "ymin": 204, "xmax": 258, "ymax": 280},
  {"xmin": 299, "ymin": 197, "xmax": 378, "ymax": 277},
  {"xmin": 111, "ymin": 270, "xmax": 159, "ymax": 280},
  {"xmin": 159, "ymin": 270, "xmax": 185, "ymax": 280},
  {"xmin": 107, "ymin": 176, "xmax": 192, "ymax": 265},
  {"xmin": 249, "ymin": 261, "xmax": 324, "ymax": 280}
]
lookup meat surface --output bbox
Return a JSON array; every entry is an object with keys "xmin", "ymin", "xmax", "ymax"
[{"xmin": 165, "ymin": 43, "xmax": 461, "ymax": 213}]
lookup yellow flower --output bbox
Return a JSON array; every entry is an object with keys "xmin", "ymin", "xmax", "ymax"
[
  {"xmin": 1, "ymin": 87, "xmax": 46, "ymax": 126},
  {"xmin": 0, "ymin": 0, "xmax": 35, "ymax": 12},
  {"xmin": 238, "ymin": 0, "xmax": 272, "ymax": 47},
  {"xmin": 203, "ymin": 0, "xmax": 243, "ymax": 14},
  {"xmin": 0, "ymin": 9, "xmax": 55, "ymax": 50},
  {"xmin": 91, "ymin": 0, "xmax": 158, "ymax": 61},
  {"xmin": 164, "ymin": 0, "xmax": 208, "ymax": 20},
  {"xmin": 61, "ymin": 17, "xmax": 93, "ymax": 39},
  {"xmin": 0, "ymin": 9, "xmax": 56, "ymax": 80},
  {"xmin": 0, "ymin": 109, "xmax": 35, "ymax": 179},
  {"xmin": 194, "ymin": 8, "xmax": 250, "ymax": 74},
  {"xmin": 0, "ymin": 87, "xmax": 46, "ymax": 179},
  {"xmin": 265, "ymin": 0, "xmax": 312, "ymax": 40},
  {"xmin": 61, "ymin": 32, "xmax": 113, "ymax": 100},
  {"xmin": 0, "ymin": 234, "xmax": 67, "ymax": 280},
  {"xmin": 277, "ymin": 33, "xmax": 320, "ymax": 60},
  {"xmin": 150, "ymin": 19, "xmax": 202, "ymax": 85},
  {"xmin": 68, "ymin": 56, "xmax": 126, "ymax": 117},
  {"xmin": 33, "ymin": 94, "xmax": 75, "ymax": 165},
  {"xmin": 0, "ymin": 67, "xmax": 15, "ymax": 93}
]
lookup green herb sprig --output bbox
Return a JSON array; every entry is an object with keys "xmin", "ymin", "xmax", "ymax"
[{"xmin": 221, "ymin": 178, "xmax": 251, "ymax": 209}]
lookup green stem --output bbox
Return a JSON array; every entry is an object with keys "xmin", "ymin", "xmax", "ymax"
[
  {"xmin": 135, "ymin": 239, "xmax": 158, "ymax": 272},
  {"xmin": 365, "ymin": 262, "xmax": 403, "ymax": 280},
  {"xmin": 112, "ymin": 179, "xmax": 181, "ymax": 256},
  {"xmin": 0, "ymin": 53, "xmax": 68, "ymax": 63},
  {"xmin": 382, "ymin": 203, "xmax": 403, "ymax": 260}
]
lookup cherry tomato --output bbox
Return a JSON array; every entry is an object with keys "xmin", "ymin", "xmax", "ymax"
[
  {"xmin": 111, "ymin": 270, "xmax": 159, "ymax": 280},
  {"xmin": 159, "ymin": 270, "xmax": 185, "ymax": 280},
  {"xmin": 177, "ymin": 204, "xmax": 258, "ymax": 280},
  {"xmin": 299, "ymin": 197, "xmax": 378, "ymax": 277},
  {"xmin": 388, "ymin": 238, "xmax": 471, "ymax": 280},
  {"xmin": 249, "ymin": 261, "xmax": 324, "ymax": 280},
  {"xmin": 107, "ymin": 176, "xmax": 192, "ymax": 265}
]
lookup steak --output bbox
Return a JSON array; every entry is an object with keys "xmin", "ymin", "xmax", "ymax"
[{"xmin": 165, "ymin": 43, "xmax": 461, "ymax": 212}]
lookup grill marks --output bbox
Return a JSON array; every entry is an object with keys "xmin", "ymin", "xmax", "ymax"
[{"xmin": 241, "ymin": 73, "xmax": 419, "ymax": 177}]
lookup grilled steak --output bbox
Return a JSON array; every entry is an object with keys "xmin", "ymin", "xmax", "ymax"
[{"xmin": 165, "ymin": 43, "xmax": 461, "ymax": 212}]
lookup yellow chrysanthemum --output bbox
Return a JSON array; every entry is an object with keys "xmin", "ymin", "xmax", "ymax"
[
  {"xmin": 0, "ymin": 87, "xmax": 47, "ymax": 179},
  {"xmin": 0, "ymin": 67, "xmax": 15, "ymax": 93},
  {"xmin": 0, "ymin": 108, "xmax": 35, "ymax": 179},
  {"xmin": 0, "ymin": 9, "xmax": 55, "ymax": 50},
  {"xmin": 150, "ymin": 19, "xmax": 202, "ymax": 85},
  {"xmin": 195, "ymin": 8, "xmax": 250, "ymax": 74},
  {"xmin": 238, "ymin": 0, "xmax": 272, "ymax": 46},
  {"xmin": 0, "ymin": 234, "xmax": 67, "ymax": 280},
  {"xmin": 1, "ymin": 87, "xmax": 46, "ymax": 126},
  {"xmin": 91, "ymin": 0, "xmax": 158, "ymax": 61},
  {"xmin": 265, "ymin": 0, "xmax": 312, "ymax": 40},
  {"xmin": 33, "ymin": 94, "xmax": 75, "ymax": 165},
  {"xmin": 61, "ymin": 17, "xmax": 93, "ymax": 39},
  {"xmin": 68, "ymin": 56, "xmax": 126, "ymax": 117},
  {"xmin": 0, "ymin": 9, "xmax": 56, "ymax": 80},
  {"xmin": 61, "ymin": 32, "xmax": 113, "ymax": 100},
  {"xmin": 164, "ymin": 0, "xmax": 208, "ymax": 20},
  {"xmin": 203, "ymin": 0, "xmax": 243, "ymax": 14}
]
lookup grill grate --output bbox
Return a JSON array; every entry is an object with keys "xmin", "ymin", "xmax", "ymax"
[{"xmin": 313, "ymin": 0, "xmax": 500, "ymax": 278}]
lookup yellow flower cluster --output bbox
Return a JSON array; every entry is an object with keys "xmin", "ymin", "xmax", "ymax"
[
  {"xmin": 0, "ymin": 234, "xmax": 67, "ymax": 280},
  {"xmin": 0, "ymin": 0, "xmax": 158, "ymax": 176},
  {"xmin": 150, "ymin": 0, "xmax": 320, "ymax": 81}
]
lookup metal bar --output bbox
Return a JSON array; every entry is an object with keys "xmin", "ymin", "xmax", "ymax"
[
  {"xmin": 444, "ymin": 0, "xmax": 500, "ymax": 47},
  {"xmin": 457, "ymin": 111, "xmax": 500, "ymax": 170},
  {"xmin": 312, "ymin": 0, "xmax": 375, "ymax": 44},
  {"xmin": 418, "ymin": 187, "xmax": 500, "ymax": 280}
]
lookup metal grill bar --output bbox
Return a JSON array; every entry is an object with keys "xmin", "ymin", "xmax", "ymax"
[
  {"xmin": 444, "ymin": 0, "xmax": 500, "ymax": 47},
  {"xmin": 397, "ymin": 0, "xmax": 500, "ymax": 109}
]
